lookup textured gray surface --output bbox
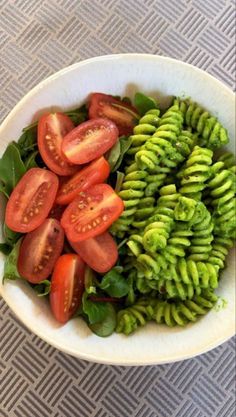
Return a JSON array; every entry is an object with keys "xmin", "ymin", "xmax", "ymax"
[{"xmin": 0, "ymin": 1, "xmax": 235, "ymax": 416}]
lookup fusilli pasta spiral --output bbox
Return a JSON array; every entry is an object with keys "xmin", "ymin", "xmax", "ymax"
[{"xmin": 175, "ymin": 98, "xmax": 229, "ymax": 149}]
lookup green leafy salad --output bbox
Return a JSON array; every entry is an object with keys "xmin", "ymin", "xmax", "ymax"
[{"xmin": 0, "ymin": 91, "xmax": 235, "ymax": 337}]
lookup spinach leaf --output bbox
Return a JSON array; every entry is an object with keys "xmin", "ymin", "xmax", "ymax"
[
  {"xmin": 107, "ymin": 140, "xmax": 121, "ymax": 171},
  {"xmin": 99, "ymin": 269, "xmax": 129, "ymax": 298},
  {"xmin": 17, "ymin": 125, "xmax": 38, "ymax": 160},
  {"xmin": 107, "ymin": 136, "xmax": 132, "ymax": 172},
  {"xmin": 33, "ymin": 280, "xmax": 51, "ymax": 297},
  {"xmin": 113, "ymin": 136, "xmax": 132, "ymax": 172},
  {"xmin": 65, "ymin": 104, "xmax": 88, "ymax": 126},
  {"xmin": 82, "ymin": 293, "xmax": 108, "ymax": 324},
  {"xmin": 24, "ymin": 150, "xmax": 40, "ymax": 169},
  {"xmin": 134, "ymin": 92, "xmax": 158, "ymax": 116},
  {"xmin": 0, "ymin": 143, "xmax": 26, "ymax": 197},
  {"xmin": 0, "ymin": 183, "xmax": 9, "ymax": 199},
  {"xmin": 89, "ymin": 303, "xmax": 116, "ymax": 337},
  {"xmin": 115, "ymin": 171, "xmax": 124, "ymax": 193},
  {"xmin": 112, "ymin": 265, "xmax": 124, "ymax": 274},
  {"xmin": 3, "ymin": 223, "xmax": 21, "ymax": 247},
  {"xmin": 3, "ymin": 238, "xmax": 22, "ymax": 282},
  {"xmin": 0, "ymin": 243, "xmax": 11, "ymax": 255}
]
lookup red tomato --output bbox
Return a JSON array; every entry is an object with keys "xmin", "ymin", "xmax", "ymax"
[
  {"xmin": 5, "ymin": 168, "xmax": 59, "ymax": 233},
  {"xmin": 56, "ymin": 157, "xmax": 110, "ymax": 205},
  {"xmin": 61, "ymin": 184, "xmax": 124, "ymax": 242},
  {"xmin": 50, "ymin": 254, "xmax": 85, "ymax": 324},
  {"xmin": 61, "ymin": 118, "xmax": 118, "ymax": 165},
  {"xmin": 18, "ymin": 218, "xmax": 64, "ymax": 283},
  {"xmin": 70, "ymin": 231, "xmax": 118, "ymax": 273},
  {"xmin": 38, "ymin": 112, "xmax": 77, "ymax": 176},
  {"xmin": 89, "ymin": 93, "xmax": 139, "ymax": 136}
]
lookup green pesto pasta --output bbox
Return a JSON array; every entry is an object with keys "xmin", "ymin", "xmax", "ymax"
[
  {"xmin": 207, "ymin": 162, "xmax": 236, "ymax": 238},
  {"xmin": 135, "ymin": 105, "xmax": 184, "ymax": 172},
  {"xmin": 116, "ymin": 299, "xmax": 154, "ymax": 335},
  {"xmin": 179, "ymin": 146, "xmax": 213, "ymax": 200},
  {"xmin": 107, "ymin": 94, "xmax": 235, "ymax": 336},
  {"xmin": 127, "ymin": 109, "xmax": 160, "ymax": 157},
  {"xmin": 174, "ymin": 98, "xmax": 229, "ymax": 149},
  {"xmin": 152, "ymin": 290, "xmax": 218, "ymax": 327}
]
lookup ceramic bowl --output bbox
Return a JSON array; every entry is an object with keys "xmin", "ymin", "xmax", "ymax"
[{"xmin": 0, "ymin": 54, "xmax": 235, "ymax": 365}]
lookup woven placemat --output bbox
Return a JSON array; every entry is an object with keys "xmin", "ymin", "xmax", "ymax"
[{"xmin": 0, "ymin": 1, "xmax": 235, "ymax": 416}]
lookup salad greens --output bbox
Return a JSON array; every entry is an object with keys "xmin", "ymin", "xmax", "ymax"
[
  {"xmin": 0, "ymin": 143, "xmax": 26, "ymax": 198},
  {"xmin": 0, "ymin": 243, "xmax": 11, "ymax": 256},
  {"xmin": 3, "ymin": 238, "xmax": 23, "ymax": 282},
  {"xmin": 134, "ymin": 92, "xmax": 158, "ymax": 115},
  {"xmin": 99, "ymin": 268, "xmax": 129, "ymax": 298},
  {"xmin": 33, "ymin": 280, "xmax": 51, "ymax": 297},
  {"xmin": 64, "ymin": 104, "xmax": 88, "ymax": 125},
  {"xmin": 88, "ymin": 303, "xmax": 116, "ymax": 337},
  {"xmin": 16, "ymin": 124, "xmax": 38, "ymax": 160},
  {"xmin": 107, "ymin": 135, "xmax": 132, "ymax": 172}
]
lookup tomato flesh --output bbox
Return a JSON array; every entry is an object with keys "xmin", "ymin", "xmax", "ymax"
[
  {"xmin": 70, "ymin": 231, "xmax": 118, "ymax": 273},
  {"xmin": 61, "ymin": 183, "xmax": 124, "ymax": 242},
  {"xmin": 89, "ymin": 93, "xmax": 139, "ymax": 136},
  {"xmin": 5, "ymin": 168, "xmax": 59, "ymax": 233},
  {"xmin": 61, "ymin": 118, "xmax": 118, "ymax": 165},
  {"xmin": 17, "ymin": 218, "xmax": 64, "ymax": 283},
  {"xmin": 56, "ymin": 156, "xmax": 110, "ymax": 205},
  {"xmin": 50, "ymin": 254, "xmax": 85, "ymax": 323},
  {"xmin": 38, "ymin": 112, "xmax": 77, "ymax": 176}
]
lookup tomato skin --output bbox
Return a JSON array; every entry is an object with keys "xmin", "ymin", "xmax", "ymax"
[
  {"xmin": 61, "ymin": 183, "xmax": 124, "ymax": 242},
  {"xmin": 56, "ymin": 157, "xmax": 110, "ymax": 205},
  {"xmin": 17, "ymin": 218, "xmax": 64, "ymax": 283},
  {"xmin": 5, "ymin": 168, "xmax": 59, "ymax": 233},
  {"xmin": 89, "ymin": 93, "xmax": 139, "ymax": 136},
  {"xmin": 50, "ymin": 254, "xmax": 85, "ymax": 324},
  {"xmin": 70, "ymin": 231, "xmax": 118, "ymax": 273},
  {"xmin": 61, "ymin": 118, "xmax": 118, "ymax": 165},
  {"xmin": 38, "ymin": 112, "xmax": 77, "ymax": 176}
]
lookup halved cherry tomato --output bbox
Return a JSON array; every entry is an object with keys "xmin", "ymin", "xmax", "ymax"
[
  {"xmin": 61, "ymin": 118, "xmax": 118, "ymax": 165},
  {"xmin": 18, "ymin": 218, "xmax": 64, "ymax": 283},
  {"xmin": 70, "ymin": 231, "xmax": 118, "ymax": 273},
  {"xmin": 50, "ymin": 254, "xmax": 85, "ymax": 324},
  {"xmin": 56, "ymin": 157, "xmax": 110, "ymax": 205},
  {"xmin": 38, "ymin": 112, "xmax": 77, "ymax": 176},
  {"xmin": 5, "ymin": 168, "xmax": 59, "ymax": 233},
  {"xmin": 61, "ymin": 184, "xmax": 124, "ymax": 242},
  {"xmin": 89, "ymin": 93, "xmax": 139, "ymax": 136}
]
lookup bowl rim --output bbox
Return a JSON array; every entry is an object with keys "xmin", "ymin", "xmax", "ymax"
[
  {"xmin": 0, "ymin": 53, "xmax": 235, "ymax": 365},
  {"xmin": 0, "ymin": 53, "xmax": 234, "ymax": 132}
]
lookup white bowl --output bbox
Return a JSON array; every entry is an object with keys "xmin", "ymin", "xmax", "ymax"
[{"xmin": 0, "ymin": 54, "xmax": 235, "ymax": 365}]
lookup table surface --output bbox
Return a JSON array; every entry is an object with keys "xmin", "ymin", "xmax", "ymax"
[{"xmin": 0, "ymin": 1, "xmax": 235, "ymax": 416}]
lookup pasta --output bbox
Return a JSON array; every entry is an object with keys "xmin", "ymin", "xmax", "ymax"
[
  {"xmin": 127, "ymin": 109, "xmax": 160, "ymax": 157},
  {"xmin": 112, "ymin": 95, "xmax": 235, "ymax": 335},
  {"xmin": 135, "ymin": 105, "xmax": 184, "ymax": 171},
  {"xmin": 111, "ymin": 108, "xmax": 161, "ymax": 236},
  {"xmin": 116, "ymin": 298, "xmax": 154, "ymax": 335},
  {"xmin": 152, "ymin": 290, "xmax": 218, "ymax": 326},
  {"xmin": 174, "ymin": 98, "xmax": 229, "ymax": 149},
  {"xmin": 207, "ymin": 162, "xmax": 236, "ymax": 238}
]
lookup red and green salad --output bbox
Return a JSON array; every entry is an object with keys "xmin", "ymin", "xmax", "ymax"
[{"xmin": 0, "ymin": 92, "xmax": 235, "ymax": 337}]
